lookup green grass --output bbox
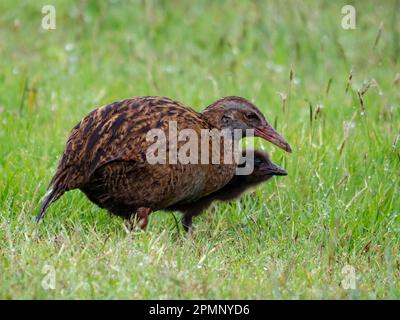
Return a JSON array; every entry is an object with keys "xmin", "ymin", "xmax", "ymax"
[{"xmin": 0, "ymin": 0, "xmax": 399, "ymax": 299}]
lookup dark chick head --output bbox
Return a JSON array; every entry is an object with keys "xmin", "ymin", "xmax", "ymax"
[
  {"xmin": 239, "ymin": 149, "xmax": 287, "ymax": 184},
  {"xmin": 202, "ymin": 96, "xmax": 292, "ymax": 153}
]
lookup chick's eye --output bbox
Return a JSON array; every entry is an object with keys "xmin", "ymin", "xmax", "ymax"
[{"xmin": 245, "ymin": 113, "xmax": 259, "ymax": 120}]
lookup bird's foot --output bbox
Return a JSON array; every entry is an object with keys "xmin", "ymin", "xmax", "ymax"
[
  {"xmin": 182, "ymin": 215, "xmax": 194, "ymax": 234},
  {"xmin": 125, "ymin": 207, "xmax": 152, "ymax": 231},
  {"xmin": 136, "ymin": 207, "xmax": 152, "ymax": 230},
  {"xmin": 186, "ymin": 225, "xmax": 195, "ymax": 235}
]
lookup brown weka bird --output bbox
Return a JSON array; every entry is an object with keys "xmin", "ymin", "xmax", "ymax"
[
  {"xmin": 36, "ymin": 96, "xmax": 291, "ymax": 229},
  {"xmin": 168, "ymin": 149, "xmax": 287, "ymax": 231}
]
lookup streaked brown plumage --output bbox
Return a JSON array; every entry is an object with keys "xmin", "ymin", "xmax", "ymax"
[
  {"xmin": 37, "ymin": 96, "xmax": 291, "ymax": 229},
  {"xmin": 168, "ymin": 149, "xmax": 287, "ymax": 231}
]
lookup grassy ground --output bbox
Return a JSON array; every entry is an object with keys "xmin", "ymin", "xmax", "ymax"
[{"xmin": 0, "ymin": 0, "xmax": 399, "ymax": 299}]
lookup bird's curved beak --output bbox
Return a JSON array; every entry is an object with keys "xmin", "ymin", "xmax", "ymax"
[{"xmin": 254, "ymin": 125, "xmax": 292, "ymax": 153}]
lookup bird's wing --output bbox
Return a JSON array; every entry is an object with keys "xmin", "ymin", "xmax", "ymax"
[{"xmin": 48, "ymin": 96, "xmax": 209, "ymax": 191}]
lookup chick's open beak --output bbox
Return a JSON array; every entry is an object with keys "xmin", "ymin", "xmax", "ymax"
[{"xmin": 254, "ymin": 125, "xmax": 292, "ymax": 153}]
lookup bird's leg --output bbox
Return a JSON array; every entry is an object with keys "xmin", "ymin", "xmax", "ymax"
[
  {"xmin": 182, "ymin": 214, "xmax": 194, "ymax": 233},
  {"xmin": 136, "ymin": 207, "xmax": 152, "ymax": 230}
]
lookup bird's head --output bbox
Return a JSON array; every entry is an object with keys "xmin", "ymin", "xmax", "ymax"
[
  {"xmin": 239, "ymin": 149, "xmax": 287, "ymax": 183},
  {"xmin": 202, "ymin": 96, "xmax": 292, "ymax": 153}
]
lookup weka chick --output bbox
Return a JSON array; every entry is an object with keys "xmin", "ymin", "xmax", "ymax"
[
  {"xmin": 168, "ymin": 149, "xmax": 287, "ymax": 231},
  {"xmin": 37, "ymin": 96, "xmax": 291, "ymax": 228}
]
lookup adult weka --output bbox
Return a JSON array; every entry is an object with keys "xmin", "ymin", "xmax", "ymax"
[{"xmin": 37, "ymin": 96, "xmax": 291, "ymax": 229}]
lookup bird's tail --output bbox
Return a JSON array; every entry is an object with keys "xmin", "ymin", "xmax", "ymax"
[{"xmin": 36, "ymin": 186, "xmax": 65, "ymax": 223}]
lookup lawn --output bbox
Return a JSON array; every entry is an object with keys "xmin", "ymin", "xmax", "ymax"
[{"xmin": 0, "ymin": 0, "xmax": 399, "ymax": 299}]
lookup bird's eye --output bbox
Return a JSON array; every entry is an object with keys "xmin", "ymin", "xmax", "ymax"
[{"xmin": 245, "ymin": 113, "xmax": 259, "ymax": 120}]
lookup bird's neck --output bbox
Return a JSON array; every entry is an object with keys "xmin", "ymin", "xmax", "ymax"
[{"xmin": 201, "ymin": 109, "xmax": 223, "ymax": 129}]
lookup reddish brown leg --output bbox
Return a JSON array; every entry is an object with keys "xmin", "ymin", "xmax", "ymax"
[{"xmin": 136, "ymin": 207, "xmax": 152, "ymax": 230}]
